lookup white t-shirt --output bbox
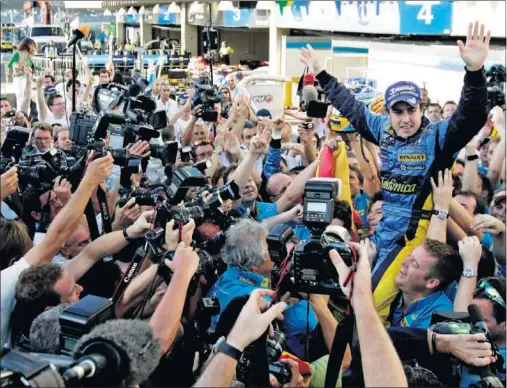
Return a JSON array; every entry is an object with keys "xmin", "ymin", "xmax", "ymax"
[
  {"xmin": 156, "ymin": 98, "xmax": 179, "ymax": 121},
  {"xmin": 1, "ymin": 258, "xmax": 30, "ymax": 348},
  {"xmin": 41, "ymin": 111, "xmax": 69, "ymax": 128}
]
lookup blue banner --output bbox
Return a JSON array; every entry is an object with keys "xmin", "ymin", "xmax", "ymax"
[
  {"xmin": 399, "ymin": 1, "xmax": 453, "ymax": 35},
  {"xmin": 223, "ymin": 8, "xmax": 250, "ymax": 27},
  {"xmin": 158, "ymin": 4, "xmax": 177, "ymax": 25},
  {"xmin": 143, "ymin": 54, "xmax": 168, "ymax": 65},
  {"xmin": 126, "ymin": 14, "xmax": 140, "ymax": 23}
]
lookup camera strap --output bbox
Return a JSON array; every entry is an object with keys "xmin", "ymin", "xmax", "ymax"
[
  {"xmin": 111, "ymin": 247, "xmax": 148, "ymax": 305},
  {"xmin": 96, "ymin": 184, "xmax": 112, "ymax": 234},
  {"xmin": 324, "ymin": 247, "xmax": 358, "ymax": 388},
  {"xmin": 84, "ymin": 200, "xmax": 100, "ymax": 240}
]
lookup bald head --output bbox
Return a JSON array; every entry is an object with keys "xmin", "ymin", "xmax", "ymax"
[{"xmin": 267, "ymin": 173, "xmax": 293, "ymax": 200}]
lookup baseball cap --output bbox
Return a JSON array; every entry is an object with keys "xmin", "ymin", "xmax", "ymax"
[
  {"xmin": 256, "ymin": 108, "xmax": 272, "ymax": 119},
  {"xmin": 44, "ymin": 86, "xmax": 57, "ymax": 96},
  {"xmin": 385, "ymin": 81, "xmax": 422, "ymax": 110}
]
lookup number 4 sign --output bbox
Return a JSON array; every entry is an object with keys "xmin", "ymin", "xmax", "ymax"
[{"xmin": 399, "ymin": 1, "xmax": 453, "ymax": 35}]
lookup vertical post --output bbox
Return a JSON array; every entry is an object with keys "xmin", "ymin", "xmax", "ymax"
[{"xmin": 72, "ymin": 43, "xmax": 76, "ymax": 112}]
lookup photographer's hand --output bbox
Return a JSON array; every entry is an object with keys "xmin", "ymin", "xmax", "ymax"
[
  {"xmin": 279, "ymin": 359, "xmax": 306, "ymax": 388},
  {"xmin": 165, "ymin": 218, "xmax": 195, "ymax": 250},
  {"xmin": 127, "ymin": 210, "xmax": 154, "ymax": 239},
  {"xmin": 111, "ymin": 197, "xmax": 141, "ymax": 232},
  {"xmin": 359, "ymin": 238, "xmax": 377, "ymax": 267},
  {"xmin": 0, "ymin": 166, "xmax": 18, "ymax": 201},
  {"xmin": 53, "ymin": 176, "xmax": 72, "ymax": 206},
  {"xmin": 82, "ymin": 153, "xmax": 114, "ymax": 188},
  {"xmin": 329, "ymin": 242, "xmax": 371, "ymax": 309},
  {"xmin": 127, "ymin": 140, "xmax": 151, "ymax": 159},
  {"xmin": 165, "ymin": 241, "xmax": 199, "ymax": 279},
  {"xmin": 431, "ymin": 331, "xmax": 495, "ymax": 367},
  {"xmin": 227, "ymin": 289, "xmax": 287, "ymax": 352}
]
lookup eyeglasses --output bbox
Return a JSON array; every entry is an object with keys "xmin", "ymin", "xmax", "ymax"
[{"xmin": 476, "ymin": 279, "xmax": 506, "ymax": 309}]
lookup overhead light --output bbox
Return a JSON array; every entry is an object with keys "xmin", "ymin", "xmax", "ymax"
[
  {"xmin": 152, "ymin": 4, "xmax": 160, "ymax": 14},
  {"xmin": 218, "ymin": 1, "xmax": 236, "ymax": 11},
  {"xmin": 168, "ymin": 2, "xmax": 181, "ymax": 13},
  {"xmin": 189, "ymin": 1, "xmax": 204, "ymax": 15},
  {"xmin": 103, "ymin": 9, "xmax": 112, "ymax": 16},
  {"xmin": 127, "ymin": 6, "xmax": 137, "ymax": 15},
  {"xmin": 256, "ymin": 1, "xmax": 274, "ymax": 10},
  {"xmin": 139, "ymin": 6, "xmax": 145, "ymax": 15},
  {"xmin": 118, "ymin": 7, "xmax": 126, "ymax": 16}
]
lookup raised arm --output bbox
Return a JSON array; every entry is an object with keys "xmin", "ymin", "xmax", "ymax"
[
  {"xmin": 427, "ymin": 169, "xmax": 453, "ymax": 243},
  {"xmin": 277, "ymin": 159, "xmax": 319, "ymax": 214},
  {"xmin": 23, "ymin": 154, "xmax": 113, "ymax": 266},
  {"xmin": 35, "ymin": 75, "xmax": 49, "ymax": 119},
  {"xmin": 462, "ymin": 137, "xmax": 481, "ymax": 194},
  {"xmin": 487, "ymin": 108, "xmax": 506, "ymax": 188},
  {"xmin": 301, "ymin": 45, "xmax": 385, "ymax": 145},
  {"xmin": 441, "ymin": 22, "xmax": 490, "ymax": 153},
  {"xmin": 20, "ymin": 69, "xmax": 32, "ymax": 116},
  {"xmin": 454, "ymin": 237, "xmax": 482, "ymax": 312},
  {"xmin": 66, "ymin": 211, "xmax": 153, "ymax": 281}
]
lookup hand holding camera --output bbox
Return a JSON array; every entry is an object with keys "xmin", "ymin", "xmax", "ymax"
[
  {"xmin": 226, "ymin": 289, "xmax": 287, "ymax": 352},
  {"xmin": 127, "ymin": 140, "xmax": 151, "ymax": 159},
  {"xmin": 165, "ymin": 218, "xmax": 196, "ymax": 250},
  {"xmin": 0, "ymin": 166, "xmax": 18, "ymax": 201},
  {"xmin": 112, "ymin": 197, "xmax": 141, "ymax": 231},
  {"xmin": 329, "ymin": 241, "xmax": 372, "ymax": 308},
  {"xmin": 164, "ymin": 241, "xmax": 199, "ymax": 280},
  {"xmin": 127, "ymin": 209, "xmax": 155, "ymax": 239},
  {"xmin": 82, "ymin": 152, "xmax": 114, "ymax": 187}
]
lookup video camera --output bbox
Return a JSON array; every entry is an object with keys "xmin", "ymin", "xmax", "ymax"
[
  {"xmin": 430, "ymin": 307, "xmax": 505, "ymax": 388},
  {"xmin": 192, "ymin": 77, "xmax": 224, "ymax": 122},
  {"xmin": 292, "ymin": 178, "xmax": 354, "ymax": 295},
  {"xmin": 486, "ymin": 64, "xmax": 505, "ymax": 111}
]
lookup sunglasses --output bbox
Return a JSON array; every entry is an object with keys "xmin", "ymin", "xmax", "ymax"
[{"xmin": 477, "ymin": 279, "xmax": 506, "ymax": 309}]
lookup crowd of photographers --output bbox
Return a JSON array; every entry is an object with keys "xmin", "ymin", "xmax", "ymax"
[{"xmin": 0, "ymin": 21, "xmax": 505, "ymax": 387}]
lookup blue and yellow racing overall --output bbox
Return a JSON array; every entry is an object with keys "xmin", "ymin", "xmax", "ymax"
[{"xmin": 316, "ymin": 69, "xmax": 488, "ymax": 323}]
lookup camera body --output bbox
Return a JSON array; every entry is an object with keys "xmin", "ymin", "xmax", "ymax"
[
  {"xmin": 486, "ymin": 64, "xmax": 506, "ymax": 111},
  {"xmin": 293, "ymin": 178, "xmax": 353, "ymax": 295},
  {"xmin": 59, "ymin": 295, "xmax": 114, "ymax": 356},
  {"xmin": 0, "ymin": 126, "xmax": 31, "ymax": 173}
]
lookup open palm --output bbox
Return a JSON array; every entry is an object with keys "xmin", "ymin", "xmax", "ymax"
[{"xmin": 458, "ymin": 21, "xmax": 491, "ymax": 72}]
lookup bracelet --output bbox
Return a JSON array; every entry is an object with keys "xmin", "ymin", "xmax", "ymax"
[
  {"xmin": 431, "ymin": 331, "xmax": 438, "ymax": 354},
  {"xmin": 466, "ymin": 154, "xmax": 479, "ymax": 161}
]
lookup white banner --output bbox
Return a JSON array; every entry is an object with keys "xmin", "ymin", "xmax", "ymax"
[{"xmin": 246, "ymin": 83, "xmax": 286, "ymax": 120}]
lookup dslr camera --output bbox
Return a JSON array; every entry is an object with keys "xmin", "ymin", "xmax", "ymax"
[
  {"xmin": 0, "ymin": 126, "xmax": 31, "ymax": 173},
  {"xmin": 293, "ymin": 178, "xmax": 354, "ymax": 295}
]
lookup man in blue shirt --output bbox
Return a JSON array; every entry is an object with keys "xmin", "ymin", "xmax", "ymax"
[
  {"xmin": 207, "ymin": 219, "xmax": 317, "ymax": 359},
  {"xmin": 389, "ymin": 239, "xmax": 461, "ymax": 329}
]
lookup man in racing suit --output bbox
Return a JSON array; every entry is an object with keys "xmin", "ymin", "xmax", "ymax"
[{"xmin": 301, "ymin": 22, "xmax": 491, "ymax": 323}]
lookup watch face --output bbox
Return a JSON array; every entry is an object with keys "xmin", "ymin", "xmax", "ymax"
[{"xmin": 463, "ymin": 268, "xmax": 475, "ymax": 277}]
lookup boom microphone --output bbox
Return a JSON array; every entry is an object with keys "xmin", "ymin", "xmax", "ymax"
[
  {"xmin": 62, "ymin": 319, "xmax": 161, "ymax": 386},
  {"xmin": 67, "ymin": 25, "xmax": 90, "ymax": 48}
]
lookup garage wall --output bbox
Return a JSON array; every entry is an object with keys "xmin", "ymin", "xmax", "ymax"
[{"xmin": 217, "ymin": 29, "xmax": 269, "ymax": 64}]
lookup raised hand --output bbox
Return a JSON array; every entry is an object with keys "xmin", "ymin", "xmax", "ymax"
[
  {"xmin": 0, "ymin": 166, "xmax": 18, "ymax": 201},
  {"xmin": 457, "ymin": 21, "xmax": 491, "ymax": 72},
  {"xmin": 300, "ymin": 44, "xmax": 322, "ymax": 75},
  {"xmin": 53, "ymin": 176, "xmax": 72, "ymax": 206},
  {"xmin": 127, "ymin": 140, "xmax": 151, "ymax": 159},
  {"xmin": 430, "ymin": 169, "xmax": 454, "ymax": 211}
]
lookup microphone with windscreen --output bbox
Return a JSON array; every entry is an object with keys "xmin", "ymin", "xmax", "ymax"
[
  {"xmin": 67, "ymin": 25, "xmax": 90, "ymax": 49},
  {"xmin": 62, "ymin": 319, "xmax": 161, "ymax": 387}
]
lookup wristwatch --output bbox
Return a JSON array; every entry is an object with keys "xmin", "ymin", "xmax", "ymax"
[
  {"xmin": 432, "ymin": 208, "xmax": 449, "ymax": 220},
  {"xmin": 462, "ymin": 267, "xmax": 478, "ymax": 278},
  {"xmin": 213, "ymin": 336, "xmax": 243, "ymax": 361},
  {"xmin": 123, "ymin": 228, "xmax": 135, "ymax": 242}
]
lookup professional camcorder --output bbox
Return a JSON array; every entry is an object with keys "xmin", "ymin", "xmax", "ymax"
[
  {"xmin": 292, "ymin": 178, "xmax": 354, "ymax": 295},
  {"xmin": 486, "ymin": 64, "xmax": 506, "ymax": 111},
  {"xmin": 192, "ymin": 77, "xmax": 224, "ymax": 122},
  {"xmin": 430, "ymin": 306, "xmax": 505, "ymax": 388}
]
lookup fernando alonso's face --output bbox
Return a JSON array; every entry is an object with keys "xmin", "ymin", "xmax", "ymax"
[{"xmin": 388, "ymin": 102, "xmax": 422, "ymax": 139}]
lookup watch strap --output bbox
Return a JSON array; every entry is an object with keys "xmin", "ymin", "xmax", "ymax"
[
  {"xmin": 466, "ymin": 154, "xmax": 479, "ymax": 161},
  {"xmin": 123, "ymin": 228, "xmax": 135, "ymax": 242},
  {"xmin": 432, "ymin": 209, "xmax": 449, "ymax": 219},
  {"xmin": 216, "ymin": 339, "xmax": 243, "ymax": 361}
]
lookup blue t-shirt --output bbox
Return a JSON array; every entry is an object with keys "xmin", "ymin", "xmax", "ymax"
[
  {"xmin": 391, "ymin": 291, "xmax": 453, "ymax": 329},
  {"xmin": 460, "ymin": 347, "xmax": 505, "ymax": 387}
]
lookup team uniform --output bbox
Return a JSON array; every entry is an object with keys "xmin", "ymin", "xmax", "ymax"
[{"xmin": 316, "ymin": 68, "xmax": 488, "ymax": 323}]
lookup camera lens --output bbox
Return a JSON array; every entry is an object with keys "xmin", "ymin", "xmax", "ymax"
[
  {"xmin": 110, "ymin": 148, "xmax": 130, "ymax": 167},
  {"xmin": 266, "ymin": 330, "xmax": 286, "ymax": 362}
]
